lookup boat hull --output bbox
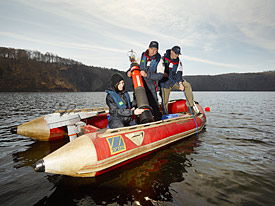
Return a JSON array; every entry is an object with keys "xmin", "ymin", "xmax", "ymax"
[
  {"xmin": 35, "ymin": 105, "xmax": 206, "ymax": 177},
  {"xmin": 11, "ymin": 108, "xmax": 109, "ymax": 141},
  {"xmin": 12, "ymin": 99, "xmax": 189, "ymax": 141}
]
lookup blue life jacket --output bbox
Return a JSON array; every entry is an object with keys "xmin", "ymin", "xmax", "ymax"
[
  {"xmin": 159, "ymin": 50, "xmax": 182, "ymax": 88},
  {"xmin": 139, "ymin": 50, "xmax": 161, "ymax": 72},
  {"xmin": 163, "ymin": 50, "xmax": 179, "ymax": 73},
  {"xmin": 106, "ymin": 90, "xmax": 131, "ymax": 109}
]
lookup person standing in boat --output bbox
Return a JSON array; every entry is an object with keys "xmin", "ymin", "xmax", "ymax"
[
  {"xmin": 106, "ymin": 73, "xmax": 144, "ymax": 129},
  {"xmin": 127, "ymin": 41, "xmax": 164, "ymax": 121},
  {"xmin": 159, "ymin": 46, "xmax": 199, "ymax": 115}
]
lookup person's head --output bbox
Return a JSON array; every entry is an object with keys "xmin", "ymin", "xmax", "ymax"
[
  {"xmin": 171, "ymin": 46, "xmax": 181, "ymax": 59},
  {"xmin": 111, "ymin": 73, "xmax": 125, "ymax": 92},
  {"xmin": 148, "ymin": 41, "xmax": 159, "ymax": 57}
]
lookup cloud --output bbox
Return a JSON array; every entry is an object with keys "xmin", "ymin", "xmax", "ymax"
[
  {"xmin": 15, "ymin": 0, "xmax": 275, "ymax": 51},
  {"xmin": 0, "ymin": 31, "xmax": 126, "ymax": 54},
  {"xmin": 183, "ymin": 55, "xmax": 241, "ymax": 68},
  {"xmin": 2, "ymin": 0, "xmax": 275, "ymax": 74}
]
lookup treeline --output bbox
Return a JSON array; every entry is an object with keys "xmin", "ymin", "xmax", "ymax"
[
  {"xmin": 0, "ymin": 46, "xmax": 132, "ymax": 92},
  {"xmin": 184, "ymin": 71, "xmax": 275, "ymax": 91},
  {"xmin": 0, "ymin": 47, "xmax": 81, "ymax": 65},
  {"xmin": 0, "ymin": 46, "xmax": 275, "ymax": 92}
]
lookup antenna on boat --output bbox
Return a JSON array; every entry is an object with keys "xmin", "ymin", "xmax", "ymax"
[{"xmin": 127, "ymin": 49, "xmax": 136, "ymax": 62}]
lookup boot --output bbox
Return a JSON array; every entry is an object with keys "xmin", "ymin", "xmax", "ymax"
[{"xmin": 193, "ymin": 104, "xmax": 201, "ymax": 115}]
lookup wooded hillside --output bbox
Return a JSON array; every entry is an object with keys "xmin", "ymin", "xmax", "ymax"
[
  {"xmin": 0, "ymin": 47, "xmax": 132, "ymax": 92},
  {"xmin": 1, "ymin": 46, "xmax": 275, "ymax": 92},
  {"xmin": 184, "ymin": 72, "xmax": 275, "ymax": 91}
]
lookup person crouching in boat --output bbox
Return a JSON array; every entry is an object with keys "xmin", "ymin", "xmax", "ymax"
[
  {"xmin": 159, "ymin": 46, "xmax": 200, "ymax": 115},
  {"xmin": 106, "ymin": 73, "xmax": 144, "ymax": 129}
]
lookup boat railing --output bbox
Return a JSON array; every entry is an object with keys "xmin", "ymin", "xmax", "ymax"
[
  {"xmin": 99, "ymin": 113, "xmax": 204, "ymax": 138},
  {"xmin": 55, "ymin": 107, "xmax": 109, "ymax": 114}
]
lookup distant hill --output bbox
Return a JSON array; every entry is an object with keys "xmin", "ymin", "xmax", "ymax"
[
  {"xmin": 1, "ymin": 46, "xmax": 275, "ymax": 91},
  {"xmin": 0, "ymin": 47, "xmax": 132, "ymax": 92},
  {"xmin": 184, "ymin": 71, "xmax": 275, "ymax": 91}
]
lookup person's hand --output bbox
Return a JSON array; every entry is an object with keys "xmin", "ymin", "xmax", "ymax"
[
  {"xmin": 134, "ymin": 108, "xmax": 144, "ymax": 115},
  {"xmin": 140, "ymin": 70, "xmax": 147, "ymax": 77},
  {"xmin": 127, "ymin": 71, "xmax": 132, "ymax": 77},
  {"xmin": 179, "ymin": 83, "xmax": 184, "ymax": 91},
  {"xmin": 163, "ymin": 72, "xmax": 168, "ymax": 78}
]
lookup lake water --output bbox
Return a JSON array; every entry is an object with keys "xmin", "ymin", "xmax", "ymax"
[{"xmin": 0, "ymin": 92, "xmax": 274, "ymax": 206}]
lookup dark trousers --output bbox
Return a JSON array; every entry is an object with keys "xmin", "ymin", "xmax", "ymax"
[
  {"xmin": 144, "ymin": 81, "xmax": 162, "ymax": 121},
  {"xmin": 108, "ymin": 117, "xmax": 129, "ymax": 129}
]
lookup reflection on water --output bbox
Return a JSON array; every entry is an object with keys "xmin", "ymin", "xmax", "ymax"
[
  {"xmin": 0, "ymin": 92, "xmax": 275, "ymax": 206},
  {"xmin": 12, "ymin": 139, "xmax": 69, "ymax": 169},
  {"xmin": 32, "ymin": 135, "xmax": 201, "ymax": 206}
]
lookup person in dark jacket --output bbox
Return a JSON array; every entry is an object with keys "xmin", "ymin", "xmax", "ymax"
[
  {"xmin": 106, "ymin": 73, "xmax": 144, "ymax": 129},
  {"xmin": 159, "ymin": 46, "xmax": 199, "ymax": 115},
  {"xmin": 127, "ymin": 41, "xmax": 164, "ymax": 121}
]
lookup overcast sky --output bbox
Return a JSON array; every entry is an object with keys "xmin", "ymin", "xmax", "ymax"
[{"xmin": 1, "ymin": 0, "xmax": 274, "ymax": 75}]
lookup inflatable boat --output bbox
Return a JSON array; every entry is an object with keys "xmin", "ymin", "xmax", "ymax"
[
  {"xmin": 33, "ymin": 99, "xmax": 206, "ymax": 177},
  {"xmin": 11, "ymin": 99, "xmax": 200, "ymax": 141},
  {"xmin": 10, "ymin": 107, "xmax": 109, "ymax": 141}
]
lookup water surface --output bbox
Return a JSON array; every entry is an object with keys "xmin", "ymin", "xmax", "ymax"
[{"xmin": 0, "ymin": 92, "xmax": 274, "ymax": 205}]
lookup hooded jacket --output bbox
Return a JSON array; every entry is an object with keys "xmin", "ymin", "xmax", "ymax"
[{"xmin": 106, "ymin": 90, "xmax": 134, "ymax": 128}]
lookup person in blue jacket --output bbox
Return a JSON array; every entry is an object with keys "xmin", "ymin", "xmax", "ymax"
[
  {"xmin": 127, "ymin": 41, "xmax": 164, "ymax": 121},
  {"xmin": 106, "ymin": 73, "xmax": 144, "ymax": 129},
  {"xmin": 159, "ymin": 46, "xmax": 199, "ymax": 115}
]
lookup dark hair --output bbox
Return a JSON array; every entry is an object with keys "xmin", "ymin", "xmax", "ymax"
[{"xmin": 111, "ymin": 73, "xmax": 124, "ymax": 91}]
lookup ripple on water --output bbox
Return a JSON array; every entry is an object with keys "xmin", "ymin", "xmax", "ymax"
[{"xmin": 0, "ymin": 92, "xmax": 275, "ymax": 206}]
